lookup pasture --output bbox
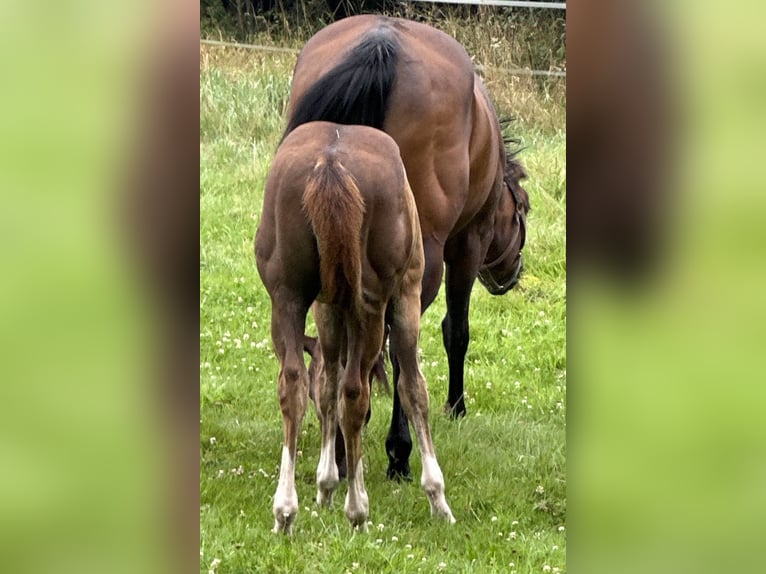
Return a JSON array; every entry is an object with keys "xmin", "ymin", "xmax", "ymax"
[{"xmin": 200, "ymin": 24, "xmax": 566, "ymax": 573}]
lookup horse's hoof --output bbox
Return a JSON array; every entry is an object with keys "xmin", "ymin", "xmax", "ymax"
[
  {"xmin": 386, "ymin": 463, "xmax": 413, "ymax": 482},
  {"xmin": 336, "ymin": 458, "xmax": 348, "ymax": 481},
  {"xmin": 444, "ymin": 401, "xmax": 467, "ymax": 419}
]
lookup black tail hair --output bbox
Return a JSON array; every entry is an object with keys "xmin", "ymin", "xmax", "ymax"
[{"xmin": 283, "ymin": 32, "xmax": 399, "ymax": 138}]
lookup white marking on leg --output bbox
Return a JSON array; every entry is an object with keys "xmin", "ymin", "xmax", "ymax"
[
  {"xmin": 272, "ymin": 445, "xmax": 299, "ymax": 534},
  {"xmin": 344, "ymin": 458, "xmax": 369, "ymax": 530},
  {"xmin": 421, "ymin": 454, "xmax": 455, "ymax": 523},
  {"xmin": 316, "ymin": 433, "xmax": 338, "ymax": 506}
]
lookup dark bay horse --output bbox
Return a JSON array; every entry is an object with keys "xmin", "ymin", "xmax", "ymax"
[
  {"xmin": 256, "ymin": 121, "xmax": 454, "ymax": 533},
  {"xmin": 282, "ymin": 15, "xmax": 531, "ymax": 480}
]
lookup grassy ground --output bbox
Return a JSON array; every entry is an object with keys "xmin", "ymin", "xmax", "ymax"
[{"xmin": 200, "ymin": 33, "xmax": 566, "ymax": 573}]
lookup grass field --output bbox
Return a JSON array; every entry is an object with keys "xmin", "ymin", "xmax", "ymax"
[{"xmin": 200, "ymin": 31, "xmax": 566, "ymax": 573}]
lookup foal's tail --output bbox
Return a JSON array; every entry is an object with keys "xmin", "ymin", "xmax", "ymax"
[
  {"xmin": 283, "ymin": 31, "xmax": 399, "ymax": 138},
  {"xmin": 302, "ymin": 157, "xmax": 365, "ymax": 307}
]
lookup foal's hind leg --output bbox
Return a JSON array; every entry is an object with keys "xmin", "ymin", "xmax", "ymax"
[
  {"xmin": 338, "ymin": 315, "xmax": 384, "ymax": 530},
  {"xmin": 312, "ymin": 304, "xmax": 343, "ymax": 507},
  {"xmin": 390, "ymin": 280, "xmax": 455, "ymax": 523},
  {"xmin": 269, "ymin": 298, "xmax": 310, "ymax": 534},
  {"xmin": 386, "ymin": 240, "xmax": 445, "ymax": 481}
]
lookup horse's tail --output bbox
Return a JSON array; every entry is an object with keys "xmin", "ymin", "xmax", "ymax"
[
  {"xmin": 283, "ymin": 31, "xmax": 399, "ymax": 138},
  {"xmin": 302, "ymin": 156, "xmax": 365, "ymax": 308}
]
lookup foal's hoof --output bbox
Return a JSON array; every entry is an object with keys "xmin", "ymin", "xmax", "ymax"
[
  {"xmin": 386, "ymin": 462, "xmax": 413, "ymax": 482},
  {"xmin": 272, "ymin": 511, "xmax": 297, "ymax": 535},
  {"xmin": 444, "ymin": 400, "xmax": 467, "ymax": 419}
]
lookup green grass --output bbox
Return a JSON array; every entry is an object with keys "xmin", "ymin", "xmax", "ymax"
[{"xmin": 200, "ymin": 44, "xmax": 565, "ymax": 574}]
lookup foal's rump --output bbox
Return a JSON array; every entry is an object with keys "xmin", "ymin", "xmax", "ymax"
[{"xmin": 269, "ymin": 121, "xmax": 420, "ymax": 309}]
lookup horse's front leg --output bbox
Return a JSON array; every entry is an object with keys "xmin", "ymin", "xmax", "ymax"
[{"xmin": 442, "ymin": 245, "xmax": 481, "ymax": 419}]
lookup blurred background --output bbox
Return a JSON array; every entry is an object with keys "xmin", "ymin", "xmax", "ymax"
[
  {"xmin": 568, "ymin": 1, "xmax": 766, "ymax": 573},
  {"xmin": 1, "ymin": 0, "xmax": 764, "ymax": 572}
]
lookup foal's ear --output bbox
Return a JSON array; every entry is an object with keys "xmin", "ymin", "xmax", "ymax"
[{"xmin": 303, "ymin": 335, "xmax": 318, "ymax": 358}]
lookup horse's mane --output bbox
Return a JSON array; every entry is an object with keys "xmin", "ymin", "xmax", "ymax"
[
  {"xmin": 499, "ymin": 116, "xmax": 531, "ymax": 212},
  {"xmin": 283, "ymin": 32, "xmax": 399, "ymax": 139}
]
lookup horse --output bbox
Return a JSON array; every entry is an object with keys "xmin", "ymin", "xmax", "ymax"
[
  {"xmin": 282, "ymin": 15, "xmax": 530, "ymax": 480},
  {"xmin": 255, "ymin": 121, "xmax": 455, "ymax": 534}
]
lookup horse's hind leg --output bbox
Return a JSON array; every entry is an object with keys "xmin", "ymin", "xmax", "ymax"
[
  {"xmin": 269, "ymin": 297, "xmax": 310, "ymax": 535},
  {"xmin": 390, "ymin": 280, "xmax": 455, "ymax": 523}
]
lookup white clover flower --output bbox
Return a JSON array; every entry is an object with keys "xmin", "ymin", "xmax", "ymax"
[
  {"xmin": 543, "ymin": 566, "xmax": 551, "ymax": 573},
  {"xmin": 209, "ymin": 436, "xmax": 217, "ymax": 445},
  {"xmin": 407, "ymin": 554, "xmax": 415, "ymax": 560},
  {"xmin": 558, "ymin": 525, "xmax": 565, "ymax": 532},
  {"xmin": 405, "ymin": 544, "xmax": 412, "ymax": 550},
  {"xmin": 509, "ymin": 531, "xmax": 517, "ymax": 539},
  {"xmin": 535, "ymin": 485, "xmax": 545, "ymax": 495},
  {"xmin": 377, "ymin": 523, "xmax": 385, "ymax": 531},
  {"xmin": 311, "ymin": 510, "xmax": 318, "ymax": 518},
  {"xmin": 491, "ymin": 516, "xmax": 498, "ymax": 522},
  {"xmin": 438, "ymin": 562, "xmax": 447, "ymax": 570},
  {"xmin": 512, "ymin": 520, "xmax": 519, "ymax": 526},
  {"xmin": 391, "ymin": 536, "xmax": 398, "ymax": 542}
]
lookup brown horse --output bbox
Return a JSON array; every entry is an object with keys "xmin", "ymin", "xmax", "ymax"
[
  {"xmin": 283, "ymin": 15, "xmax": 530, "ymax": 480},
  {"xmin": 256, "ymin": 121, "xmax": 454, "ymax": 534}
]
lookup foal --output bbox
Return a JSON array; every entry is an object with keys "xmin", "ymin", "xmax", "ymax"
[{"xmin": 255, "ymin": 121, "xmax": 454, "ymax": 534}]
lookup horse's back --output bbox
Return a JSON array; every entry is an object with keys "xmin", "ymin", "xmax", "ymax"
[{"xmin": 288, "ymin": 16, "xmax": 493, "ymax": 242}]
